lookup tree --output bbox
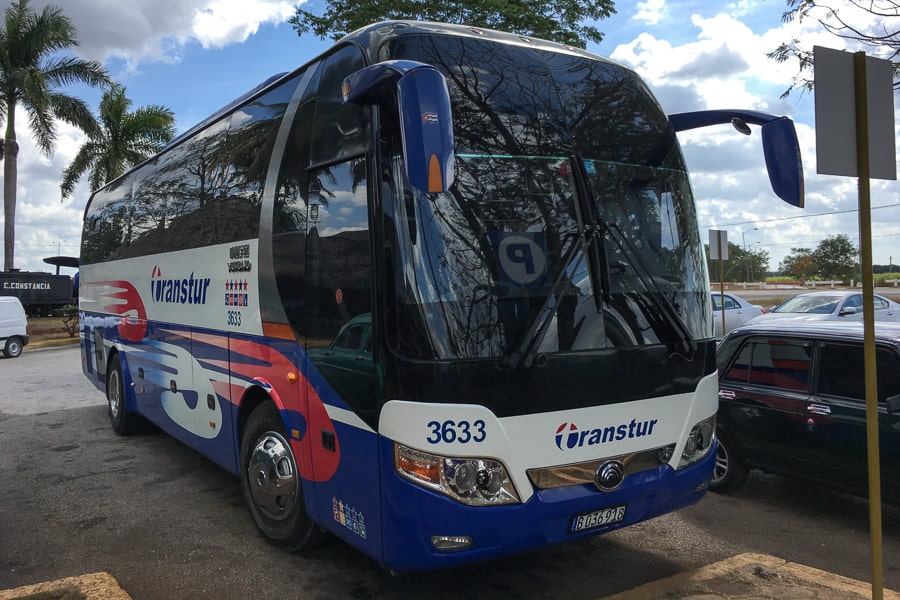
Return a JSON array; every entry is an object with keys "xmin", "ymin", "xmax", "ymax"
[
  {"xmin": 769, "ymin": 0, "xmax": 900, "ymax": 98},
  {"xmin": 0, "ymin": 0, "xmax": 109, "ymax": 271},
  {"xmin": 60, "ymin": 84, "xmax": 175, "ymax": 200},
  {"xmin": 778, "ymin": 235, "xmax": 860, "ymax": 281},
  {"xmin": 290, "ymin": 0, "xmax": 616, "ymax": 48},
  {"xmin": 779, "ymin": 247, "xmax": 816, "ymax": 279},
  {"xmin": 814, "ymin": 233, "xmax": 859, "ymax": 281},
  {"xmin": 706, "ymin": 242, "xmax": 770, "ymax": 282}
]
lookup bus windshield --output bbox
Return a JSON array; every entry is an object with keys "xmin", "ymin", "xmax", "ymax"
[{"xmin": 385, "ymin": 35, "xmax": 709, "ymax": 361}]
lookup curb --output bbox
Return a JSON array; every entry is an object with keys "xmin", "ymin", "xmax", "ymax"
[
  {"xmin": 0, "ymin": 572, "xmax": 131, "ymax": 600},
  {"xmin": 600, "ymin": 553, "xmax": 900, "ymax": 600}
]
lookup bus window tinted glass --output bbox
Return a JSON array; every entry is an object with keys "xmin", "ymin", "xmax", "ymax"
[
  {"xmin": 273, "ymin": 64, "xmax": 319, "ymax": 334},
  {"xmin": 305, "ymin": 157, "xmax": 373, "ymax": 417},
  {"xmin": 311, "ymin": 45, "xmax": 369, "ymax": 165},
  {"xmin": 81, "ymin": 172, "xmax": 136, "ymax": 264},
  {"xmin": 219, "ymin": 75, "xmax": 300, "ymax": 242}
]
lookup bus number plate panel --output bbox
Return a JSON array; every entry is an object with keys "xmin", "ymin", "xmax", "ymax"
[{"xmin": 569, "ymin": 505, "xmax": 626, "ymax": 533}]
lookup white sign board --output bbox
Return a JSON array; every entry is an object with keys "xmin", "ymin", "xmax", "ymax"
[
  {"xmin": 814, "ymin": 46, "xmax": 897, "ymax": 180},
  {"xmin": 708, "ymin": 230, "xmax": 728, "ymax": 260}
]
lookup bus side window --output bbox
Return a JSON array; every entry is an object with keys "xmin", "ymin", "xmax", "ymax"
[
  {"xmin": 311, "ymin": 45, "xmax": 370, "ymax": 166},
  {"xmin": 273, "ymin": 63, "xmax": 320, "ymax": 335}
]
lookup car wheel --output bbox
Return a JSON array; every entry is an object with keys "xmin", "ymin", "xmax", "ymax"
[
  {"xmin": 710, "ymin": 428, "xmax": 748, "ymax": 493},
  {"xmin": 240, "ymin": 402, "xmax": 326, "ymax": 552},
  {"xmin": 3, "ymin": 337, "xmax": 23, "ymax": 358},
  {"xmin": 107, "ymin": 354, "xmax": 144, "ymax": 435}
]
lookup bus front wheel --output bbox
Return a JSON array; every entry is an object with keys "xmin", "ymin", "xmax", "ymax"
[
  {"xmin": 107, "ymin": 354, "xmax": 143, "ymax": 435},
  {"xmin": 240, "ymin": 402, "xmax": 325, "ymax": 552}
]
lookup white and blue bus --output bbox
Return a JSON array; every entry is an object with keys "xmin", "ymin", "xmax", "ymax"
[{"xmin": 79, "ymin": 21, "xmax": 803, "ymax": 571}]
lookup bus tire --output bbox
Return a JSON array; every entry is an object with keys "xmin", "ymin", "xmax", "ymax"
[
  {"xmin": 3, "ymin": 336, "xmax": 23, "ymax": 358},
  {"xmin": 710, "ymin": 427, "xmax": 747, "ymax": 493},
  {"xmin": 240, "ymin": 402, "xmax": 325, "ymax": 552},
  {"xmin": 107, "ymin": 354, "xmax": 143, "ymax": 435}
]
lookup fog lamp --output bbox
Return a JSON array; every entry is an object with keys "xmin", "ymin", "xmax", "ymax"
[{"xmin": 430, "ymin": 535, "xmax": 474, "ymax": 552}]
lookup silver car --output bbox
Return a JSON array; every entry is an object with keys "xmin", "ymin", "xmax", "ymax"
[
  {"xmin": 746, "ymin": 290, "xmax": 900, "ymax": 325},
  {"xmin": 711, "ymin": 292, "xmax": 765, "ymax": 337}
]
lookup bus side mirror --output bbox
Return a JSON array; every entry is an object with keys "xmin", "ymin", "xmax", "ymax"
[
  {"xmin": 669, "ymin": 109, "xmax": 804, "ymax": 208},
  {"xmin": 761, "ymin": 117, "xmax": 804, "ymax": 208},
  {"xmin": 344, "ymin": 60, "xmax": 455, "ymax": 194}
]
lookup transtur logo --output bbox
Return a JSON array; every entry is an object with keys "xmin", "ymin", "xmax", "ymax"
[{"xmin": 555, "ymin": 419, "xmax": 659, "ymax": 450}]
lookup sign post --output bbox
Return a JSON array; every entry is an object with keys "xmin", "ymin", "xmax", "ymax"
[
  {"xmin": 815, "ymin": 45, "xmax": 897, "ymax": 600},
  {"xmin": 709, "ymin": 230, "xmax": 728, "ymax": 338}
]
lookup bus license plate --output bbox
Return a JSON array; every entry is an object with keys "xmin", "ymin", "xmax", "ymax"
[{"xmin": 570, "ymin": 505, "xmax": 626, "ymax": 533}]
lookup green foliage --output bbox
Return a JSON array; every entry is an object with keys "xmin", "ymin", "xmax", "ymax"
[
  {"xmin": 814, "ymin": 234, "xmax": 859, "ymax": 281},
  {"xmin": 778, "ymin": 234, "xmax": 860, "ymax": 282},
  {"xmin": 778, "ymin": 247, "xmax": 816, "ymax": 280},
  {"xmin": 60, "ymin": 83, "xmax": 176, "ymax": 199},
  {"xmin": 290, "ymin": 0, "xmax": 616, "ymax": 48},
  {"xmin": 706, "ymin": 241, "xmax": 770, "ymax": 283},
  {"xmin": 53, "ymin": 304, "xmax": 79, "ymax": 337},
  {"xmin": 769, "ymin": 0, "xmax": 900, "ymax": 98}
]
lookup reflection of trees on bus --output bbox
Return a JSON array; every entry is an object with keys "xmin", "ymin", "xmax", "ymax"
[
  {"xmin": 82, "ymin": 79, "xmax": 299, "ymax": 263},
  {"xmin": 382, "ymin": 34, "xmax": 708, "ymax": 360}
]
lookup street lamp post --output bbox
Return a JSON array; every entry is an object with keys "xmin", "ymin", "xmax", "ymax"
[{"xmin": 740, "ymin": 228, "xmax": 757, "ymax": 282}]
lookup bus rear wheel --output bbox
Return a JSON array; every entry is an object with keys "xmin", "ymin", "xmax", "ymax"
[
  {"xmin": 240, "ymin": 402, "xmax": 325, "ymax": 552},
  {"xmin": 107, "ymin": 354, "xmax": 143, "ymax": 435}
]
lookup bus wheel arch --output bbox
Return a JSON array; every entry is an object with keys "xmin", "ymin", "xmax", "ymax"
[{"xmin": 239, "ymin": 399, "xmax": 326, "ymax": 552}]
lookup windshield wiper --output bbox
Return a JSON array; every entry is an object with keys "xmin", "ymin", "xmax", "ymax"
[{"xmin": 602, "ymin": 220, "xmax": 697, "ymax": 356}]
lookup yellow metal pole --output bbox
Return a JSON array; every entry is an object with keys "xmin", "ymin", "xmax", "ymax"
[
  {"xmin": 853, "ymin": 50, "xmax": 884, "ymax": 600},
  {"xmin": 718, "ymin": 235, "xmax": 725, "ymax": 338}
]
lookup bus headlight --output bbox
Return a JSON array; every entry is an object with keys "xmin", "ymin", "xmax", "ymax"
[
  {"xmin": 395, "ymin": 444, "xmax": 520, "ymax": 506},
  {"xmin": 677, "ymin": 415, "xmax": 716, "ymax": 469}
]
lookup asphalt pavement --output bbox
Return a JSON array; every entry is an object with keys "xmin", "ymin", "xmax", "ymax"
[{"xmin": 3, "ymin": 553, "xmax": 898, "ymax": 599}]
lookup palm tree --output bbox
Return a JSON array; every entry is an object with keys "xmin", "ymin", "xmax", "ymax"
[
  {"xmin": 61, "ymin": 84, "xmax": 176, "ymax": 200},
  {"xmin": 0, "ymin": 0, "xmax": 109, "ymax": 271}
]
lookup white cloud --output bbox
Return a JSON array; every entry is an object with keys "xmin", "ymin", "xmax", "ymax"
[
  {"xmin": 634, "ymin": 0, "xmax": 667, "ymax": 26},
  {"xmin": 192, "ymin": 0, "xmax": 296, "ymax": 49},
  {"xmin": 20, "ymin": 0, "xmax": 302, "ymax": 67}
]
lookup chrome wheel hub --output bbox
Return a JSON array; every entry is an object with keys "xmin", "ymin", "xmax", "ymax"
[
  {"xmin": 248, "ymin": 432, "xmax": 298, "ymax": 521},
  {"xmin": 108, "ymin": 373, "xmax": 121, "ymax": 419}
]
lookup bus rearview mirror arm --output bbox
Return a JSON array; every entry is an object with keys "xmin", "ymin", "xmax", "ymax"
[{"xmin": 668, "ymin": 109, "xmax": 804, "ymax": 208}]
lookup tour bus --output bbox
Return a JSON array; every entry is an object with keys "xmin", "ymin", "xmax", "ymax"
[{"xmin": 79, "ymin": 21, "xmax": 803, "ymax": 571}]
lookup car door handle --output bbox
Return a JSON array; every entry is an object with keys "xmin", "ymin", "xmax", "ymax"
[
  {"xmin": 718, "ymin": 390, "xmax": 735, "ymax": 400},
  {"xmin": 808, "ymin": 404, "xmax": 831, "ymax": 416}
]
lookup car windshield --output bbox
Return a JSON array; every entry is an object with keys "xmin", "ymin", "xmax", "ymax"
[
  {"xmin": 774, "ymin": 295, "xmax": 841, "ymax": 314},
  {"xmin": 382, "ymin": 34, "xmax": 711, "ymax": 361}
]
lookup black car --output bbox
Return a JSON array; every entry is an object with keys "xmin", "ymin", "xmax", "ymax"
[{"xmin": 713, "ymin": 321, "xmax": 900, "ymax": 501}]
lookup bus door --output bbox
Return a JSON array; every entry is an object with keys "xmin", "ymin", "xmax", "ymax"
[{"xmin": 304, "ymin": 157, "xmax": 382, "ymax": 552}]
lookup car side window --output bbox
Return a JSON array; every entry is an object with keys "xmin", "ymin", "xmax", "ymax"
[
  {"xmin": 721, "ymin": 343, "xmax": 753, "ymax": 383},
  {"xmin": 335, "ymin": 324, "xmax": 367, "ymax": 351},
  {"xmin": 818, "ymin": 343, "xmax": 900, "ymax": 404},
  {"xmin": 817, "ymin": 343, "xmax": 861, "ymax": 400},
  {"xmin": 724, "ymin": 338, "xmax": 811, "ymax": 392},
  {"xmin": 874, "ymin": 296, "xmax": 888, "ymax": 310},
  {"xmin": 724, "ymin": 297, "xmax": 737, "ymax": 310}
]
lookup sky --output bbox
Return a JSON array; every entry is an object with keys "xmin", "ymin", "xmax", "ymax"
[{"xmin": 2, "ymin": 0, "xmax": 899, "ymax": 277}]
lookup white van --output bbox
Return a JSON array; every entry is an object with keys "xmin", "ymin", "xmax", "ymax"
[{"xmin": 0, "ymin": 296, "xmax": 29, "ymax": 358}]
